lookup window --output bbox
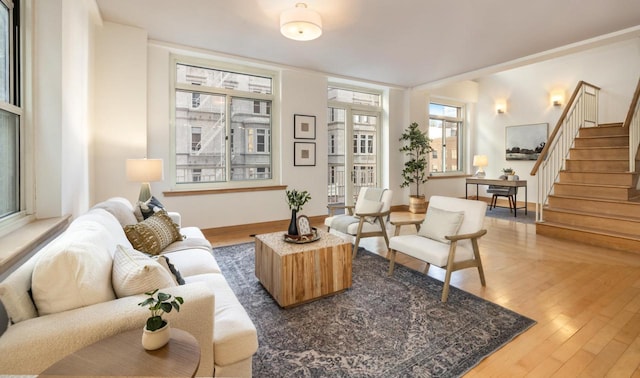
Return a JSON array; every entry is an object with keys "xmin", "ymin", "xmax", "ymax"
[
  {"xmin": 428, "ymin": 101, "xmax": 464, "ymax": 174},
  {"xmin": 191, "ymin": 127, "xmax": 201, "ymax": 153},
  {"xmin": 0, "ymin": 0, "xmax": 21, "ymax": 222},
  {"xmin": 173, "ymin": 60, "xmax": 276, "ymax": 186}
]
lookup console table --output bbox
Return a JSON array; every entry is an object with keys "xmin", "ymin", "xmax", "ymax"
[{"xmin": 465, "ymin": 177, "xmax": 528, "ymax": 217}]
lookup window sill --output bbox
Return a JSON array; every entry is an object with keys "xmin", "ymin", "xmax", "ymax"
[
  {"xmin": 0, "ymin": 216, "xmax": 70, "ymax": 275},
  {"xmin": 163, "ymin": 185, "xmax": 287, "ymax": 197}
]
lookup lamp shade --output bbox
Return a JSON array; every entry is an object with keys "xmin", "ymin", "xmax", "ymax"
[
  {"xmin": 473, "ymin": 155, "xmax": 488, "ymax": 167},
  {"xmin": 126, "ymin": 159, "xmax": 164, "ymax": 183},
  {"xmin": 280, "ymin": 3, "xmax": 322, "ymax": 41}
]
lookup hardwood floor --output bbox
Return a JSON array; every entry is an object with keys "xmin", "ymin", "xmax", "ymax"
[{"xmin": 206, "ymin": 216, "xmax": 640, "ymax": 377}]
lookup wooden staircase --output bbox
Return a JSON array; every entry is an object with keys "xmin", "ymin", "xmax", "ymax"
[{"xmin": 536, "ymin": 123, "xmax": 640, "ymax": 252}]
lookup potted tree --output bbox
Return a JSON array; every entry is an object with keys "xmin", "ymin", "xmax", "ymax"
[
  {"xmin": 399, "ymin": 122, "xmax": 433, "ymax": 213},
  {"xmin": 138, "ymin": 289, "xmax": 184, "ymax": 350}
]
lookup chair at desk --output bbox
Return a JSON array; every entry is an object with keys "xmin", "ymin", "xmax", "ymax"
[{"xmin": 486, "ymin": 175, "xmax": 518, "ymax": 213}]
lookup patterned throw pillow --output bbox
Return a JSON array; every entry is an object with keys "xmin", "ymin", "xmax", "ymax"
[{"xmin": 124, "ymin": 210, "xmax": 182, "ymax": 255}]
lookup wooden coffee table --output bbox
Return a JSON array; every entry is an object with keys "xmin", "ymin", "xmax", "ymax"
[
  {"xmin": 39, "ymin": 328, "xmax": 200, "ymax": 377},
  {"xmin": 255, "ymin": 229, "xmax": 352, "ymax": 308}
]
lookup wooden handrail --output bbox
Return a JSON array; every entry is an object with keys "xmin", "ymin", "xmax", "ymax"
[
  {"xmin": 623, "ymin": 77, "xmax": 640, "ymax": 129},
  {"xmin": 530, "ymin": 81, "xmax": 601, "ymax": 176}
]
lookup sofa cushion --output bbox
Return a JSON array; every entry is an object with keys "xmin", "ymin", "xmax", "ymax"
[
  {"xmin": 389, "ymin": 234, "xmax": 475, "ymax": 267},
  {"xmin": 124, "ymin": 211, "xmax": 182, "ymax": 255},
  {"xmin": 31, "ymin": 223, "xmax": 116, "ymax": 316},
  {"xmin": 73, "ymin": 208, "xmax": 132, "ymax": 256},
  {"xmin": 92, "ymin": 198, "xmax": 138, "ymax": 227},
  {"xmin": 418, "ymin": 206, "xmax": 464, "ymax": 244},
  {"xmin": 112, "ymin": 245, "xmax": 176, "ymax": 297},
  {"xmin": 163, "ymin": 248, "xmax": 221, "ymax": 276},
  {"xmin": 184, "ymin": 273, "xmax": 258, "ymax": 366}
]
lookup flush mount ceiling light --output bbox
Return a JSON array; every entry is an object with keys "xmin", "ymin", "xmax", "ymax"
[{"xmin": 280, "ymin": 3, "xmax": 322, "ymax": 41}]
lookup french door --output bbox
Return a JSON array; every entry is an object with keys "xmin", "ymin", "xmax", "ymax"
[{"xmin": 327, "ymin": 107, "xmax": 380, "ymax": 209}]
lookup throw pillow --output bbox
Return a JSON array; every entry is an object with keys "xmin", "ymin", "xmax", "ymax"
[
  {"xmin": 418, "ymin": 206, "xmax": 465, "ymax": 244},
  {"xmin": 354, "ymin": 199, "xmax": 383, "ymax": 224},
  {"xmin": 112, "ymin": 245, "xmax": 177, "ymax": 298},
  {"xmin": 153, "ymin": 255, "xmax": 186, "ymax": 285},
  {"xmin": 124, "ymin": 210, "xmax": 182, "ymax": 255},
  {"xmin": 31, "ymin": 225, "xmax": 116, "ymax": 316},
  {"xmin": 92, "ymin": 198, "xmax": 138, "ymax": 226},
  {"xmin": 138, "ymin": 196, "xmax": 165, "ymax": 220}
]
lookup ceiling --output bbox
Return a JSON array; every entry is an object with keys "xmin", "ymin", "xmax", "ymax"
[{"xmin": 95, "ymin": 0, "xmax": 640, "ymax": 88}]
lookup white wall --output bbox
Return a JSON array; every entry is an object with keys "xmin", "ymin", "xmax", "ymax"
[
  {"xmin": 474, "ymin": 38, "xmax": 640, "ymax": 201},
  {"xmin": 142, "ymin": 43, "xmax": 406, "ymax": 229},
  {"xmin": 33, "ymin": 0, "xmax": 100, "ymax": 219},
  {"xmin": 92, "ymin": 22, "xmax": 148, "ymax": 205}
]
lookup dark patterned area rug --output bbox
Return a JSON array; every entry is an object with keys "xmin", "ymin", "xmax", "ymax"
[
  {"xmin": 485, "ymin": 206, "xmax": 536, "ymax": 224},
  {"xmin": 212, "ymin": 243, "xmax": 535, "ymax": 378}
]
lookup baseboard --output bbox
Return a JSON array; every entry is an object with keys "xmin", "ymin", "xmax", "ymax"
[{"xmin": 202, "ymin": 215, "xmax": 327, "ymax": 239}]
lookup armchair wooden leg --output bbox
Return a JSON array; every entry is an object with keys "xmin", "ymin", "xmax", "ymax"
[
  {"xmin": 441, "ymin": 242, "xmax": 458, "ymax": 303},
  {"xmin": 388, "ymin": 249, "xmax": 397, "ymax": 276},
  {"xmin": 422, "ymin": 263, "xmax": 431, "ymax": 274},
  {"xmin": 378, "ymin": 217, "xmax": 390, "ymax": 250},
  {"xmin": 472, "ymin": 238, "xmax": 486, "ymax": 286}
]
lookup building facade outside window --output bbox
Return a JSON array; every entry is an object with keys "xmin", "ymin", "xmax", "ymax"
[
  {"xmin": 172, "ymin": 58, "xmax": 277, "ymax": 187},
  {"xmin": 428, "ymin": 100, "xmax": 464, "ymax": 174},
  {"xmin": 327, "ymin": 86, "xmax": 381, "ymax": 207},
  {"xmin": 0, "ymin": 0, "xmax": 21, "ymax": 222}
]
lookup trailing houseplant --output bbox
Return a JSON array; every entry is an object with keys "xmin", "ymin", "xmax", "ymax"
[
  {"xmin": 399, "ymin": 122, "xmax": 432, "ymax": 213},
  {"xmin": 285, "ymin": 189, "xmax": 311, "ymax": 235},
  {"xmin": 138, "ymin": 289, "xmax": 184, "ymax": 350}
]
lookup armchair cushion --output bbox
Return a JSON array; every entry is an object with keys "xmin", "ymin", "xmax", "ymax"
[
  {"xmin": 418, "ymin": 206, "xmax": 464, "ymax": 243},
  {"xmin": 355, "ymin": 199, "xmax": 383, "ymax": 223}
]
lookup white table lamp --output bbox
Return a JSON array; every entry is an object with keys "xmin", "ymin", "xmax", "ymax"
[
  {"xmin": 473, "ymin": 155, "xmax": 488, "ymax": 178},
  {"xmin": 126, "ymin": 158, "xmax": 164, "ymax": 202}
]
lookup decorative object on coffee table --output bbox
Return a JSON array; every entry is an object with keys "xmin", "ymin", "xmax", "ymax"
[
  {"xmin": 138, "ymin": 289, "xmax": 184, "ymax": 350},
  {"xmin": 285, "ymin": 189, "xmax": 311, "ymax": 236}
]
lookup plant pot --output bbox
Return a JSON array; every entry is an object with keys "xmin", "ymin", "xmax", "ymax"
[
  {"xmin": 409, "ymin": 195, "xmax": 427, "ymax": 214},
  {"xmin": 141, "ymin": 321, "xmax": 170, "ymax": 351},
  {"xmin": 287, "ymin": 210, "xmax": 298, "ymax": 236}
]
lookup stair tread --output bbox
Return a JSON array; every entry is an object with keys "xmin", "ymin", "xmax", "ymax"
[
  {"xmin": 543, "ymin": 206, "xmax": 640, "ymax": 222},
  {"xmin": 549, "ymin": 194, "xmax": 640, "ymax": 204},
  {"xmin": 554, "ymin": 182, "xmax": 634, "ymax": 189},
  {"xmin": 561, "ymin": 170, "xmax": 633, "ymax": 174},
  {"xmin": 538, "ymin": 221, "xmax": 640, "ymax": 241},
  {"xmin": 571, "ymin": 146, "xmax": 629, "ymax": 150}
]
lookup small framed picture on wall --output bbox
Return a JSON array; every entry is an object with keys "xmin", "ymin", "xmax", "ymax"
[
  {"xmin": 294, "ymin": 142, "xmax": 316, "ymax": 166},
  {"xmin": 294, "ymin": 114, "xmax": 316, "ymax": 139}
]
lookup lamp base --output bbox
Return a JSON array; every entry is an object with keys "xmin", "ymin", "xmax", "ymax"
[
  {"xmin": 474, "ymin": 170, "xmax": 486, "ymax": 178},
  {"xmin": 138, "ymin": 183, "xmax": 152, "ymax": 203}
]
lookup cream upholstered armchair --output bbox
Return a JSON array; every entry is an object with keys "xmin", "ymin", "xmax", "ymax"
[
  {"xmin": 325, "ymin": 187, "xmax": 393, "ymax": 258},
  {"xmin": 387, "ymin": 195, "xmax": 487, "ymax": 302}
]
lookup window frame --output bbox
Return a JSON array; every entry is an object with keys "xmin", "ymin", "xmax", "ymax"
[
  {"xmin": 427, "ymin": 98, "xmax": 465, "ymax": 176},
  {"xmin": 0, "ymin": 0, "xmax": 28, "ymax": 234},
  {"xmin": 169, "ymin": 55, "xmax": 279, "ymax": 190}
]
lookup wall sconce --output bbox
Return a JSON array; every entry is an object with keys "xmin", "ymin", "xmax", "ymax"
[
  {"xmin": 472, "ymin": 155, "xmax": 488, "ymax": 178},
  {"xmin": 495, "ymin": 100, "xmax": 507, "ymax": 114},
  {"xmin": 550, "ymin": 90, "xmax": 564, "ymax": 107}
]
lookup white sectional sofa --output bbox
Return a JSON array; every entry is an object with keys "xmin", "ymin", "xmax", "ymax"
[{"xmin": 0, "ymin": 197, "xmax": 258, "ymax": 377}]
